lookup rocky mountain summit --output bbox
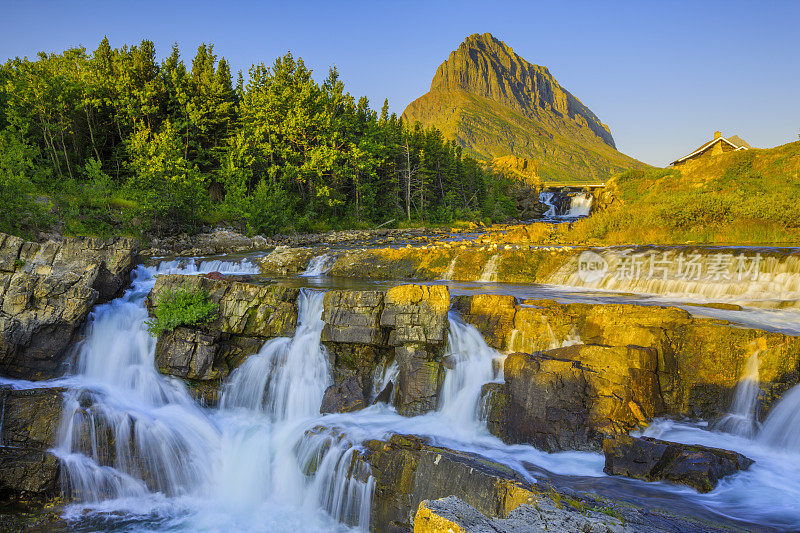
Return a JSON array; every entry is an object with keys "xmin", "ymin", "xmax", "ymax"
[{"xmin": 403, "ymin": 33, "xmax": 644, "ymax": 182}]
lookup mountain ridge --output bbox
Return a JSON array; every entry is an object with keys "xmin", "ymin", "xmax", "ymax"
[{"xmin": 402, "ymin": 33, "xmax": 645, "ymax": 183}]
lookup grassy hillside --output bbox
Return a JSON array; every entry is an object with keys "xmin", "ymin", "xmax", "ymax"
[
  {"xmin": 405, "ymin": 88, "xmax": 645, "ymax": 185},
  {"xmin": 568, "ymin": 141, "xmax": 800, "ymax": 244}
]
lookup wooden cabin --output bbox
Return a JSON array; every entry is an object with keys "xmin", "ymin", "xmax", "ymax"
[{"xmin": 671, "ymin": 131, "xmax": 751, "ymax": 167}]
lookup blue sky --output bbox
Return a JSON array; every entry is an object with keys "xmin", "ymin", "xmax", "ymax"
[{"xmin": 1, "ymin": 0, "xmax": 798, "ymax": 166}]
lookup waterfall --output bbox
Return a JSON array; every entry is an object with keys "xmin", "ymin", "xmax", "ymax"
[
  {"xmin": 714, "ymin": 352, "xmax": 761, "ymax": 438},
  {"xmin": 438, "ymin": 315, "xmax": 502, "ymax": 428},
  {"xmin": 441, "ymin": 254, "xmax": 460, "ymax": 281},
  {"xmin": 220, "ymin": 290, "xmax": 330, "ymax": 420},
  {"xmin": 53, "ymin": 259, "xmax": 373, "ymax": 531},
  {"xmin": 479, "ymin": 254, "xmax": 501, "ymax": 282},
  {"xmin": 546, "ymin": 248, "xmax": 800, "ymax": 302},
  {"xmin": 372, "ymin": 358, "xmax": 399, "ymax": 403},
  {"xmin": 56, "ymin": 260, "xmax": 257, "ymax": 502},
  {"xmin": 302, "ymin": 254, "xmax": 335, "ymax": 277},
  {"xmin": 539, "ymin": 191, "xmax": 558, "ymax": 217},
  {"xmin": 759, "ymin": 384, "xmax": 800, "ymax": 450},
  {"xmin": 298, "ymin": 431, "xmax": 374, "ymax": 529},
  {"xmin": 567, "ymin": 193, "xmax": 593, "ymax": 217}
]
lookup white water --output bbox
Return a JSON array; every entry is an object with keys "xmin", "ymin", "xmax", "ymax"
[
  {"xmin": 759, "ymin": 384, "xmax": 800, "ymax": 450},
  {"xmin": 441, "ymin": 253, "xmax": 460, "ymax": 281},
  {"xmin": 715, "ymin": 352, "xmax": 761, "ymax": 438},
  {"xmin": 539, "ymin": 191, "xmax": 558, "ymax": 217},
  {"xmin": 5, "ymin": 253, "xmax": 800, "ymax": 530},
  {"xmin": 479, "ymin": 254, "xmax": 501, "ymax": 282},
  {"xmin": 302, "ymin": 254, "xmax": 335, "ymax": 277},
  {"xmin": 220, "ymin": 291, "xmax": 331, "ymax": 420},
  {"xmin": 567, "ymin": 193, "xmax": 593, "ymax": 217},
  {"xmin": 547, "ymin": 247, "xmax": 800, "ymax": 303},
  {"xmin": 642, "ymin": 418, "xmax": 800, "ymax": 529},
  {"xmin": 53, "ymin": 260, "xmax": 371, "ymax": 532},
  {"xmin": 371, "ymin": 358, "xmax": 398, "ymax": 403},
  {"xmin": 438, "ymin": 316, "xmax": 503, "ymax": 430}
]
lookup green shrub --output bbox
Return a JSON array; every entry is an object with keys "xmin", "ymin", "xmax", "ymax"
[{"xmin": 146, "ymin": 285, "xmax": 218, "ymax": 336}]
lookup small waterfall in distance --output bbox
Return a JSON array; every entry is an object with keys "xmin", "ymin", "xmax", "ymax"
[
  {"xmin": 441, "ymin": 253, "xmax": 460, "ymax": 281},
  {"xmin": 567, "ymin": 193, "xmax": 593, "ymax": 217},
  {"xmin": 302, "ymin": 254, "xmax": 335, "ymax": 276},
  {"xmin": 714, "ymin": 352, "xmax": 761, "ymax": 438},
  {"xmin": 539, "ymin": 191, "xmax": 558, "ymax": 217},
  {"xmin": 479, "ymin": 254, "xmax": 501, "ymax": 282}
]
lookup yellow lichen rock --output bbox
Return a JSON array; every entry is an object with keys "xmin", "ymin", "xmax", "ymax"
[
  {"xmin": 414, "ymin": 500, "xmax": 469, "ymax": 533},
  {"xmin": 386, "ymin": 284, "xmax": 450, "ymax": 314}
]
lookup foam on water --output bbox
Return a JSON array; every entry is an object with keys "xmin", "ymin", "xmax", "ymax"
[
  {"xmin": 4, "ymin": 254, "xmax": 800, "ymax": 530},
  {"xmin": 302, "ymin": 254, "xmax": 335, "ymax": 277},
  {"xmin": 715, "ymin": 352, "xmax": 761, "ymax": 438}
]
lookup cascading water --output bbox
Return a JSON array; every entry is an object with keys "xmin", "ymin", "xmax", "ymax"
[
  {"xmin": 566, "ymin": 193, "xmax": 593, "ymax": 217},
  {"xmin": 52, "ymin": 259, "xmax": 372, "ymax": 532},
  {"xmin": 438, "ymin": 315, "xmax": 503, "ymax": 429},
  {"xmin": 10, "ymin": 252, "xmax": 800, "ymax": 530},
  {"xmin": 539, "ymin": 191, "xmax": 558, "ymax": 217},
  {"xmin": 220, "ymin": 290, "xmax": 330, "ymax": 420},
  {"xmin": 302, "ymin": 254, "xmax": 335, "ymax": 277},
  {"xmin": 758, "ymin": 384, "xmax": 800, "ymax": 450},
  {"xmin": 56, "ymin": 260, "xmax": 255, "ymax": 503},
  {"xmin": 546, "ymin": 247, "xmax": 800, "ymax": 303},
  {"xmin": 371, "ymin": 358, "xmax": 399, "ymax": 402},
  {"xmin": 479, "ymin": 254, "xmax": 501, "ymax": 282},
  {"xmin": 714, "ymin": 352, "xmax": 761, "ymax": 438},
  {"xmin": 441, "ymin": 253, "xmax": 460, "ymax": 281}
]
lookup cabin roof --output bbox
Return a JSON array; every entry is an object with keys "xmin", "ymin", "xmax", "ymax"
[{"xmin": 671, "ymin": 133, "xmax": 750, "ymax": 166}]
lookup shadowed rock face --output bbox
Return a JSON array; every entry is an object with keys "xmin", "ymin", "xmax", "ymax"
[
  {"xmin": 402, "ymin": 32, "xmax": 644, "ymax": 182},
  {"xmin": 0, "ymin": 233, "xmax": 139, "ymax": 379},
  {"xmin": 603, "ymin": 435, "xmax": 754, "ymax": 493},
  {"xmin": 484, "ymin": 346, "xmax": 662, "ymax": 452},
  {"xmin": 0, "ymin": 387, "xmax": 66, "ymax": 501},
  {"xmin": 355, "ymin": 434, "xmax": 536, "ymax": 532}
]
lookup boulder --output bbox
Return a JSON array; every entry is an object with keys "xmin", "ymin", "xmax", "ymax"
[
  {"xmin": 322, "ymin": 290, "xmax": 389, "ymax": 411},
  {"xmin": 0, "ymin": 387, "xmax": 64, "ymax": 450},
  {"xmin": 0, "ymin": 386, "xmax": 66, "ymax": 502},
  {"xmin": 414, "ymin": 496, "xmax": 630, "ymax": 533},
  {"xmin": 319, "ymin": 285, "xmax": 450, "ymax": 417},
  {"xmin": 0, "ymin": 448, "xmax": 60, "ymax": 496},
  {"xmin": 0, "ymin": 233, "xmax": 139, "ymax": 379},
  {"xmin": 457, "ymin": 294, "xmax": 800, "ymax": 421},
  {"xmin": 603, "ymin": 435, "xmax": 754, "ymax": 493},
  {"xmin": 148, "ymin": 275, "xmax": 300, "ymax": 402},
  {"xmin": 356, "ymin": 434, "xmax": 536, "ymax": 531},
  {"xmin": 320, "ymin": 377, "xmax": 367, "ymax": 413},
  {"xmin": 258, "ymin": 246, "xmax": 316, "ymax": 276},
  {"xmin": 381, "ymin": 286, "xmax": 450, "ymax": 416},
  {"xmin": 485, "ymin": 345, "xmax": 661, "ymax": 452}
]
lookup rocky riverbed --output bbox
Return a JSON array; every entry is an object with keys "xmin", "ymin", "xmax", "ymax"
[{"xmin": 2, "ymin": 230, "xmax": 800, "ymax": 531}]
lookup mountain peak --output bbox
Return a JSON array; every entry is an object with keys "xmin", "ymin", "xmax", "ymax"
[
  {"xmin": 428, "ymin": 33, "xmax": 614, "ymax": 148},
  {"xmin": 402, "ymin": 33, "xmax": 644, "ymax": 182}
]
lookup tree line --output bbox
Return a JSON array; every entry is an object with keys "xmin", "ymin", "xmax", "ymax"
[{"xmin": 0, "ymin": 38, "xmax": 515, "ymax": 237}]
